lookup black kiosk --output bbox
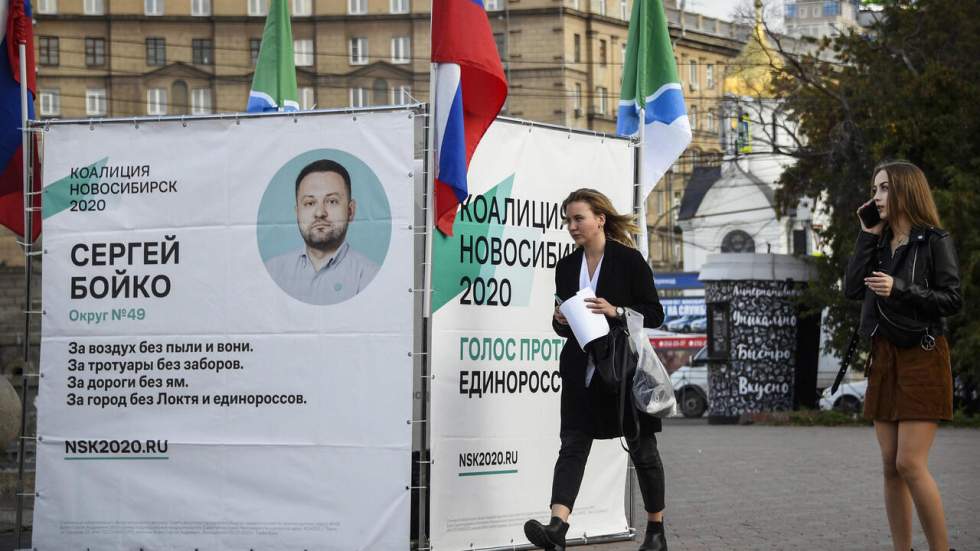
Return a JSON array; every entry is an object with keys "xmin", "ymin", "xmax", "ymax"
[{"xmin": 699, "ymin": 253, "xmax": 821, "ymax": 424}]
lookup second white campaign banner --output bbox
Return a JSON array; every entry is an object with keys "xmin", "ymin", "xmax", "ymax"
[
  {"xmin": 34, "ymin": 110, "xmax": 416, "ymax": 549},
  {"xmin": 429, "ymin": 120, "xmax": 636, "ymax": 549}
]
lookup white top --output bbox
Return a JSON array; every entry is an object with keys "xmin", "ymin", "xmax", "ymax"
[
  {"xmin": 579, "ymin": 252, "xmax": 603, "ymax": 387},
  {"xmin": 579, "ymin": 252, "xmax": 603, "ymax": 292}
]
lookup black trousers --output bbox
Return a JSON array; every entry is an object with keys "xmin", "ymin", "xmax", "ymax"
[{"xmin": 550, "ymin": 429, "xmax": 665, "ymax": 514}]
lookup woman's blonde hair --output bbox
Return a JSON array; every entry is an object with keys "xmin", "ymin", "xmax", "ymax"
[
  {"xmin": 561, "ymin": 188, "xmax": 640, "ymax": 248},
  {"xmin": 872, "ymin": 160, "xmax": 941, "ymax": 229}
]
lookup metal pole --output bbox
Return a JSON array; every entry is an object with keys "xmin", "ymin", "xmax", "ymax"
[
  {"xmin": 416, "ymin": 97, "xmax": 435, "ymax": 551},
  {"xmin": 423, "ymin": 64, "xmax": 436, "ymax": 319},
  {"xmin": 417, "ymin": 13, "xmax": 438, "ymax": 541},
  {"xmin": 15, "ymin": 40, "xmax": 36, "ymax": 549},
  {"xmin": 636, "ymin": 107, "xmax": 646, "ymax": 257},
  {"xmin": 629, "ymin": 107, "xmax": 646, "ymax": 531}
]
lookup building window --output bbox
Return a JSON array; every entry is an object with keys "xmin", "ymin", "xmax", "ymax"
[
  {"xmin": 299, "ymin": 87, "xmax": 315, "ymax": 109},
  {"xmin": 85, "ymin": 37, "xmax": 106, "ymax": 67},
  {"xmin": 250, "ymin": 38, "xmax": 262, "ymax": 64},
  {"xmin": 294, "ymin": 39, "xmax": 314, "ymax": 66},
  {"xmin": 349, "ymin": 87, "xmax": 367, "ymax": 108},
  {"xmin": 785, "ymin": 3, "xmax": 797, "ymax": 17},
  {"xmin": 619, "ymin": 0, "xmax": 627, "ymax": 19},
  {"xmin": 146, "ymin": 38, "xmax": 166, "ymax": 66},
  {"xmin": 688, "ymin": 59, "xmax": 699, "ymax": 90},
  {"xmin": 172, "ymin": 81, "xmax": 188, "ymax": 115},
  {"xmin": 39, "ymin": 90, "xmax": 60, "ymax": 116},
  {"xmin": 293, "ymin": 0, "xmax": 311, "ymax": 16},
  {"xmin": 594, "ymin": 0, "xmax": 605, "ymax": 16},
  {"xmin": 147, "ymin": 88, "xmax": 167, "ymax": 115},
  {"xmin": 823, "ymin": 1, "xmax": 840, "ymax": 17},
  {"xmin": 620, "ymin": 42, "xmax": 627, "ymax": 64},
  {"xmin": 390, "ymin": 0, "xmax": 408, "ymax": 13},
  {"xmin": 84, "ymin": 0, "xmax": 104, "ymax": 14},
  {"xmin": 192, "ymin": 39, "xmax": 214, "ymax": 65},
  {"xmin": 372, "ymin": 78, "xmax": 389, "ymax": 105},
  {"xmin": 594, "ymin": 86, "xmax": 607, "ymax": 115},
  {"xmin": 391, "ymin": 85, "xmax": 412, "ymax": 105},
  {"xmin": 598, "ymin": 39, "xmax": 607, "ymax": 66},
  {"xmin": 493, "ymin": 32, "xmax": 506, "ymax": 62},
  {"xmin": 573, "ymin": 82, "xmax": 582, "ymax": 116},
  {"xmin": 690, "ymin": 105, "xmax": 697, "ymax": 129},
  {"xmin": 349, "ymin": 37, "xmax": 368, "ymax": 65},
  {"xmin": 191, "ymin": 0, "xmax": 210, "ymax": 15},
  {"xmin": 391, "ymin": 37, "xmax": 410, "ymax": 64},
  {"xmin": 36, "ymin": 0, "xmax": 56, "ymax": 14},
  {"xmin": 348, "ymin": 0, "xmax": 366, "ymax": 14},
  {"xmin": 706, "ymin": 63, "xmax": 714, "ymax": 88},
  {"xmin": 191, "ymin": 88, "xmax": 212, "ymax": 114},
  {"xmin": 248, "ymin": 0, "xmax": 267, "ymax": 16},
  {"xmin": 144, "ymin": 0, "xmax": 163, "ymax": 15},
  {"xmin": 85, "ymin": 89, "xmax": 107, "ymax": 116},
  {"xmin": 39, "ymin": 37, "xmax": 59, "ymax": 67},
  {"xmin": 573, "ymin": 33, "xmax": 581, "ymax": 63},
  {"xmin": 707, "ymin": 109, "xmax": 715, "ymax": 133},
  {"xmin": 485, "ymin": 0, "xmax": 500, "ymax": 10}
]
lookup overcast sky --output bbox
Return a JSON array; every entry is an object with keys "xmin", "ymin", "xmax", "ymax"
[
  {"xmin": 672, "ymin": 0, "xmax": 788, "ymax": 31},
  {"xmin": 680, "ymin": 0, "xmax": 742, "ymax": 21}
]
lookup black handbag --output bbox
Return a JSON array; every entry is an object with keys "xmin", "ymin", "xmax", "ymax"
[
  {"xmin": 875, "ymin": 299, "xmax": 936, "ymax": 350},
  {"xmin": 587, "ymin": 324, "xmax": 638, "ymax": 396},
  {"xmin": 587, "ymin": 324, "xmax": 641, "ymax": 448}
]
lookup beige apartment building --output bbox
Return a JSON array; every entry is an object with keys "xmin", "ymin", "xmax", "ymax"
[{"xmin": 27, "ymin": 0, "xmax": 752, "ymax": 269}]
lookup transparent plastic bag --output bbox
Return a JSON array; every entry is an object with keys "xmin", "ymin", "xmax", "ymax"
[{"xmin": 625, "ymin": 309, "xmax": 677, "ymax": 418}]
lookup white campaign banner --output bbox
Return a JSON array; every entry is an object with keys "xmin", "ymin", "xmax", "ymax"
[
  {"xmin": 34, "ymin": 111, "xmax": 415, "ymax": 550},
  {"xmin": 429, "ymin": 120, "xmax": 635, "ymax": 549}
]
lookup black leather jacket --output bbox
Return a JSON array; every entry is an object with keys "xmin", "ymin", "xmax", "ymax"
[{"xmin": 843, "ymin": 226, "xmax": 962, "ymax": 340}]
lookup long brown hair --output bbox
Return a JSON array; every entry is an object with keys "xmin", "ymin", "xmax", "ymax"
[
  {"xmin": 561, "ymin": 188, "xmax": 640, "ymax": 248},
  {"xmin": 872, "ymin": 160, "xmax": 942, "ymax": 229}
]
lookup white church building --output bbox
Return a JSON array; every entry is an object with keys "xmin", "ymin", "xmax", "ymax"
[{"xmin": 677, "ymin": 13, "xmax": 821, "ymax": 274}]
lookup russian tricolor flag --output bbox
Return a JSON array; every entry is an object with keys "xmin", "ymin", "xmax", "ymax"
[
  {"xmin": 431, "ymin": 0, "xmax": 507, "ymax": 236},
  {"xmin": 0, "ymin": 0, "xmax": 40, "ymax": 239}
]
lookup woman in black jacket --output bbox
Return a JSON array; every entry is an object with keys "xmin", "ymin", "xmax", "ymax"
[
  {"xmin": 523, "ymin": 189, "xmax": 666, "ymax": 551},
  {"xmin": 844, "ymin": 161, "xmax": 961, "ymax": 551}
]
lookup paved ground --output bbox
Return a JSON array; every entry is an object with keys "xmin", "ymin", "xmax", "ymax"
[
  {"xmin": 584, "ymin": 418, "xmax": 979, "ymax": 551},
  {"xmin": 2, "ymin": 419, "xmax": 977, "ymax": 550}
]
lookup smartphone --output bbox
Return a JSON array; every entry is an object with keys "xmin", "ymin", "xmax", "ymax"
[{"xmin": 859, "ymin": 202, "xmax": 881, "ymax": 229}]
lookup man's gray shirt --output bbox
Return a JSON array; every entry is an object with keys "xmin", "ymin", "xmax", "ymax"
[{"xmin": 264, "ymin": 241, "xmax": 380, "ymax": 305}]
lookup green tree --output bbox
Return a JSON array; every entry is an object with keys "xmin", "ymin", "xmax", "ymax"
[{"xmin": 769, "ymin": 0, "xmax": 980, "ymax": 378}]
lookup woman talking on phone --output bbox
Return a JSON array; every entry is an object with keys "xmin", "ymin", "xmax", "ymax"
[
  {"xmin": 523, "ymin": 189, "xmax": 666, "ymax": 551},
  {"xmin": 844, "ymin": 161, "xmax": 961, "ymax": 551}
]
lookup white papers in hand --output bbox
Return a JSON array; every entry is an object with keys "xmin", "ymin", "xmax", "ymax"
[{"xmin": 559, "ymin": 287, "xmax": 610, "ymax": 350}]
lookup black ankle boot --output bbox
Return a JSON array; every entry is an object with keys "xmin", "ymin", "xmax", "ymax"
[
  {"xmin": 523, "ymin": 516, "xmax": 568, "ymax": 550},
  {"xmin": 638, "ymin": 520, "xmax": 667, "ymax": 551}
]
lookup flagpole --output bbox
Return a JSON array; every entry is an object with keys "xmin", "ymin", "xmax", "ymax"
[
  {"xmin": 15, "ymin": 39, "xmax": 35, "ymax": 550},
  {"xmin": 636, "ymin": 106, "xmax": 649, "ymax": 260}
]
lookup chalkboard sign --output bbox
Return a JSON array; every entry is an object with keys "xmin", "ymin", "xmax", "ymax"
[{"xmin": 707, "ymin": 302, "xmax": 730, "ymax": 360}]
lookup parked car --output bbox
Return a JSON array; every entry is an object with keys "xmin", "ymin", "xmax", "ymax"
[
  {"xmin": 664, "ymin": 316, "xmax": 696, "ymax": 332},
  {"xmin": 670, "ymin": 347, "xmax": 708, "ymax": 418},
  {"xmin": 689, "ymin": 317, "xmax": 707, "ymax": 332},
  {"xmin": 819, "ymin": 380, "xmax": 868, "ymax": 414}
]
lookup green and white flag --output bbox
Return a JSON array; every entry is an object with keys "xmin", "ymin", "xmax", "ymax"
[
  {"xmin": 617, "ymin": 0, "xmax": 691, "ymax": 200},
  {"xmin": 247, "ymin": 0, "xmax": 299, "ymax": 112}
]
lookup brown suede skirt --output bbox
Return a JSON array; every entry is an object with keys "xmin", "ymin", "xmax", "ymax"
[{"xmin": 864, "ymin": 335, "xmax": 953, "ymax": 422}]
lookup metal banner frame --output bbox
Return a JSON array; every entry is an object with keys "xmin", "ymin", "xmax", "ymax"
[{"xmin": 16, "ymin": 105, "xmax": 426, "ymax": 550}]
